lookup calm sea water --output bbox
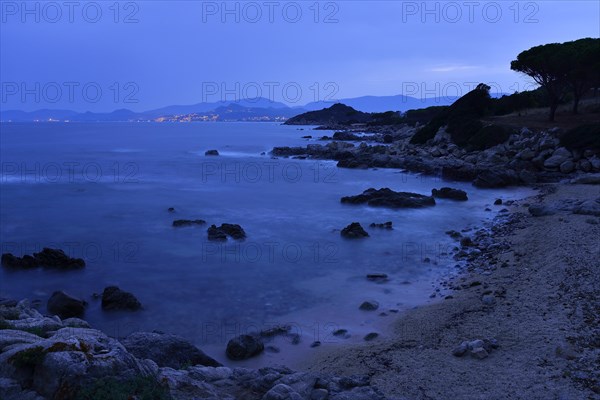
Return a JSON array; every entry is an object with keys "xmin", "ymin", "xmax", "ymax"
[{"xmin": 0, "ymin": 122, "xmax": 530, "ymax": 366}]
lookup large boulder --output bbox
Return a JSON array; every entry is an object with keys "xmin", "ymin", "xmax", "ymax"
[
  {"xmin": 122, "ymin": 332, "xmax": 221, "ymax": 369},
  {"xmin": 0, "ymin": 328, "xmax": 157, "ymax": 399},
  {"xmin": 47, "ymin": 291, "xmax": 87, "ymax": 319},
  {"xmin": 226, "ymin": 334, "xmax": 264, "ymax": 360},
  {"xmin": 101, "ymin": 286, "xmax": 142, "ymax": 311},
  {"xmin": 341, "ymin": 222, "xmax": 369, "ymax": 239},
  {"xmin": 172, "ymin": 219, "xmax": 206, "ymax": 227},
  {"xmin": 341, "ymin": 188, "xmax": 435, "ymax": 209},
  {"xmin": 431, "ymin": 187, "xmax": 468, "ymax": 201}
]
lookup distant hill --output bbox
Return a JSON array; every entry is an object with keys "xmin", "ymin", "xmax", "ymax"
[
  {"xmin": 285, "ymin": 103, "xmax": 372, "ymax": 125},
  {"xmin": 304, "ymin": 95, "xmax": 459, "ymax": 113}
]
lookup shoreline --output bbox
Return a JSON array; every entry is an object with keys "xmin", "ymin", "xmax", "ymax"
[{"xmin": 300, "ymin": 182, "xmax": 600, "ymax": 399}]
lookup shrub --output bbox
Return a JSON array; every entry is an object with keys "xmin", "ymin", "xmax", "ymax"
[
  {"xmin": 8, "ymin": 346, "xmax": 46, "ymax": 368},
  {"xmin": 468, "ymin": 125, "xmax": 512, "ymax": 150},
  {"xmin": 560, "ymin": 124, "xmax": 600, "ymax": 150}
]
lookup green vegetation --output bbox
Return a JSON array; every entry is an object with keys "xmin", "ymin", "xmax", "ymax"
[
  {"xmin": 8, "ymin": 346, "xmax": 47, "ymax": 368},
  {"xmin": 560, "ymin": 124, "xmax": 600, "ymax": 150},
  {"xmin": 511, "ymin": 38, "xmax": 600, "ymax": 121},
  {"xmin": 76, "ymin": 376, "xmax": 172, "ymax": 400}
]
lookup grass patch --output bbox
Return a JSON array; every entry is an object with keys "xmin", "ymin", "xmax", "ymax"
[
  {"xmin": 560, "ymin": 124, "xmax": 600, "ymax": 150},
  {"xmin": 8, "ymin": 346, "xmax": 46, "ymax": 368}
]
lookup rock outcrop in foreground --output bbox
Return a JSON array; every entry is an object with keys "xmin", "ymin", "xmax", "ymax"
[{"xmin": 0, "ymin": 301, "xmax": 388, "ymax": 400}]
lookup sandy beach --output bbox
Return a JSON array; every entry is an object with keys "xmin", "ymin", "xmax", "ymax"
[{"xmin": 302, "ymin": 182, "xmax": 600, "ymax": 400}]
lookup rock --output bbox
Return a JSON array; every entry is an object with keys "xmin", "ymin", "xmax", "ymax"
[
  {"xmin": 310, "ymin": 341, "xmax": 321, "ymax": 348},
  {"xmin": 470, "ymin": 347, "xmax": 489, "ymax": 359},
  {"xmin": 47, "ymin": 291, "xmax": 87, "ymax": 319},
  {"xmin": 553, "ymin": 147, "xmax": 572, "ymax": 159},
  {"xmin": 359, "ymin": 300, "xmax": 379, "ymax": 311},
  {"xmin": 122, "ymin": 332, "xmax": 221, "ymax": 368},
  {"xmin": 460, "ymin": 237, "xmax": 473, "ymax": 247},
  {"xmin": 452, "ymin": 341, "xmax": 469, "ymax": 357},
  {"xmin": 207, "ymin": 225, "xmax": 228, "ymax": 241},
  {"xmin": 101, "ymin": 286, "xmax": 142, "ymax": 311},
  {"xmin": 578, "ymin": 159, "xmax": 592, "ymax": 172},
  {"xmin": 2, "ymin": 249, "xmax": 85, "ymax": 270},
  {"xmin": 167, "ymin": 207, "xmax": 175, "ymax": 212},
  {"xmin": 517, "ymin": 148, "xmax": 536, "ymax": 160},
  {"xmin": 445, "ymin": 230, "xmax": 462, "ymax": 239},
  {"xmin": 301, "ymin": 135, "xmax": 312, "ymax": 139},
  {"xmin": 0, "ymin": 327, "xmax": 157, "ymax": 399},
  {"xmin": 218, "ymin": 223, "xmax": 247, "ymax": 240},
  {"xmin": 473, "ymin": 170, "xmax": 518, "ymax": 188},
  {"xmin": 172, "ymin": 219, "xmax": 206, "ymax": 227},
  {"xmin": 34, "ymin": 248, "xmax": 85, "ymax": 269},
  {"xmin": 369, "ymin": 221, "xmax": 393, "ymax": 229},
  {"xmin": 205, "ymin": 150, "xmax": 219, "ymax": 156},
  {"xmin": 341, "ymin": 188, "xmax": 435, "ymax": 209},
  {"xmin": 340, "ymin": 222, "xmax": 369, "ymax": 239},
  {"xmin": 208, "ymin": 223, "xmax": 246, "ymax": 240},
  {"xmin": 226, "ymin": 334, "xmax": 264, "ymax": 360},
  {"xmin": 559, "ymin": 160, "xmax": 575, "ymax": 174},
  {"xmin": 570, "ymin": 173, "xmax": 600, "ymax": 184},
  {"xmin": 366, "ymin": 273, "xmax": 388, "ymax": 282},
  {"xmin": 573, "ymin": 198, "xmax": 600, "ymax": 217},
  {"xmin": 431, "ymin": 187, "xmax": 468, "ymax": 201},
  {"xmin": 544, "ymin": 155, "xmax": 569, "ymax": 169},
  {"xmin": 311, "ymin": 388, "xmax": 329, "ymax": 400},
  {"xmin": 494, "ymin": 199, "xmax": 502, "ymax": 205},
  {"xmin": 263, "ymin": 383, "xmax": 302, "ymax": 400},
  {"xmin": 481, "ymin": 295, "xmax": 496, "ymax": 306},
  {"xmin": 518, "ymin": 169, "xmax": 537, "ymax": 184},
  {"xmin": 528, "ymin": 204, "xmax": 557, "ymax": 217},
  {"xmin": 363, "ymin": 332, "xmax": 379, "ymax": 341},
  {"xmin": 1, "ymin": 254, "xmax": 37, "ymax": 269}
]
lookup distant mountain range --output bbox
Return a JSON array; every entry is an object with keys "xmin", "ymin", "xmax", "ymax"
[{"xmin": 0, "ymin": 94, "xmax": 494, "ymax": 122}]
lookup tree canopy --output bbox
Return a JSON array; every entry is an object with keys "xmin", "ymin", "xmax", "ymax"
[{"xmin": 511, "ymin": 38, "xmax": 600, "ymax": 121}]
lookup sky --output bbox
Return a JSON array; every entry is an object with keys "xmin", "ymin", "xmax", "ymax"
[{"xmin": 1, "ymin": 0, "xmax": 599, "ymax": 112}]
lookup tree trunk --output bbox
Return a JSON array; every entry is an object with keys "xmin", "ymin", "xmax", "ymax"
[
  {"xmin": 573, "ymin": 95, "xmax": 580, "ymax": 114},
  {"xmin": 549, "ymin": 101, "xmax": 558, "ymax": 122}
]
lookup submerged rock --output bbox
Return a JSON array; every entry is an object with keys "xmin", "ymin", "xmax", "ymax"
[
  {"xmin": 205, "ymin": 150, "xmax": 219, "ymax": 156},
  {"xmin": 101, "ymin": 286, "xmax": 142, "ymax": 311},
  {"xmin": 1, "ymin": 254, "xmax": 37, "ymax": 269},
  {"xmin": 33, "ymin": 248, "xmax": 85, "ymax": 269},
  {"xmin": 341, "ymin": 222, "xmax": 369, "ymax": 239},
  {"xmin": 47, "ymin": 291, "xmax": 87, "ymax": 319},
  {"xmin": 369, "ymin": 221, "xmax": 393, "ymax": 229},
  {"xmin": 122, "ymin": 332, "xmax": 221, "ymax": 368},
  {"xmin": 172, "ymin": 219, "xmax": 206, "ymax": 227},
  {"xmin": 207, "ymin": 224, "xmax": 228, "ymax": 241},
  {"xmin": 359, "ymin": 300, "xmax": 379, "ymax": 311},
  {"xmin": 2, "ymin": 249, "xmax": 85, "ymax": 270},
  {"xmin": 219, "ymin": 223, "xmax": 247, "ymax": 240},
  {"xmin": 431, "ymin": 187, "xmax": 468, "ymax": 201},
  {"xmin": 341, "ymin": 188, "xmax": 435, "ymax": 209}
]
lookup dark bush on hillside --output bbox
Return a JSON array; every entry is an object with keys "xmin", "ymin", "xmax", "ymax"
[
  {"xmin": 402, "ymin": 106, "xmax": 449, "ymax": 126},
  {"xmin": 467, "ymin": 124, "xmax": 512, "ymax": 150},
  {"xmin": 447, "ymin": 117, "xmax": 484, "ymax": 147},
  {"xmin": 560, "ymin": 124, "xmax": 600, "ymax": 150},
  {"xmin": 410, "ymin": 122, "xmax": 441, "ymax": 144}
]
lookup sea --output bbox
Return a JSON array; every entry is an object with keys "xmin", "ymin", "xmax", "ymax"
[{"xmin": 0, "ymin": 122, "xmax": 531, "ymax": 367}]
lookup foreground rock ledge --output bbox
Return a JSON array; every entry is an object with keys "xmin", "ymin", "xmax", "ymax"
[{"xmin": 0, "ymin": 300, "xmax": 388, "ymax": 400}]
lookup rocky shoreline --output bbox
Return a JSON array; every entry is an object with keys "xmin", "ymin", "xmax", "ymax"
[
  {"xmin": 301, "ymin": 182, "xmax": 600, "ymax": 399},
  {"xmin": 274, "ymin": 124, "xmax": 600, "ymax": 188},
  {"xmin": 0, "ymin": 299, "xmax": 388, "ymax": 399}
]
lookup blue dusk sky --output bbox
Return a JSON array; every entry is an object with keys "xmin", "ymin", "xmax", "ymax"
[{"xmin": 1, "ymin": 0, "xmax": 599, "ymax": 112}]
